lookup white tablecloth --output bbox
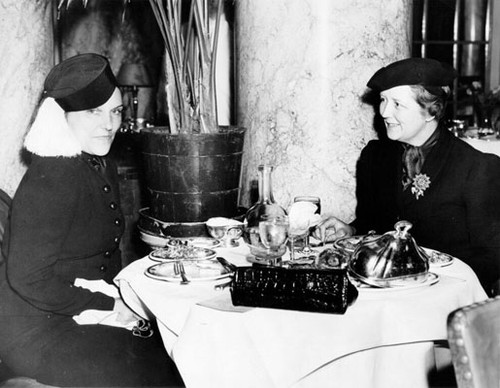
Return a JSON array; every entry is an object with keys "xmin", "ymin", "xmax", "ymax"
[{"xmin": 114, "ymin": 243, "xmax": 487, "ymax": 388}]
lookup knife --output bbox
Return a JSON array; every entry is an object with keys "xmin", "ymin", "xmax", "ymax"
[{"xmin": 216, "ymin": 257, "xmax": 238, "ymax": 273}]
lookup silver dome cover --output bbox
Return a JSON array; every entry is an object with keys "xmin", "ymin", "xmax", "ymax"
[{"xmin": 348, "ymin": 221, "xmax": 429, "ymax": 287}]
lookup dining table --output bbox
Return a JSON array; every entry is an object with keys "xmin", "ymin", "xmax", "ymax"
[
  {"xmin": 460, "ymin": 133, "xmax": 500, "ymax": 157},
  {"xmin": 114, "ymin": 240, "xmax": 488, "ymax": 388}
]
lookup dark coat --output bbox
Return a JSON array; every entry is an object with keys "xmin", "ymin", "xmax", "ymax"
[
  {"xmin": 351, "ymin": 127, "xmax": 500, "ymax": 293},
  {"xmin": 0, "ymin": 154, "xmax": 123, "ymax": 325},
  {"xmin": 0, "ymin": 155, "xmax": 183, "ymax": 386}
]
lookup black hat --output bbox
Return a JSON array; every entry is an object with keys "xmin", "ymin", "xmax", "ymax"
[
  {"xmin": 43, "ymin": 53, "xmax": 117, "ymax": 112},
  {"xmin": 367, "ymin": 58, "xmax": 457, "ymax": 92}
]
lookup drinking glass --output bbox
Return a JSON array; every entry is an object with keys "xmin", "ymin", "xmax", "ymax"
[
  {"xmin": 293, "ymin": 196, "xmax": 321, "ymax": 256},
  {"xmin": 288, "ymin": 224, "xmax": 310, "ymax": 262},
  {"xmin": 258, "ymin": 215, "xmax": 289, "ymax": 265}
]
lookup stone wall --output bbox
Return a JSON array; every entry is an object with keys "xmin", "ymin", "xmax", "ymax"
[
  {"xmin": 0, "ymin": 0, "xmax": 53, "ymax": 197},
  {"xmin": 236, "ymin": 0, "xmax": 411, "ymax": 222}
]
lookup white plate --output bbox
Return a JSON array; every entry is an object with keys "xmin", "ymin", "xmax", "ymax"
[
  {"xmin": 350, "ymin": 272, "xmax": 440, "ymax": 292},
  {"xmin": 145, "ymin": 261, "xmax": 233, "ymax": 282},
  {"xmin": 167, "ymin": 237, "xmax": 221, "ymax": 249},
  {"xmin": 422, "ymin": 248, "xmax": 455, "ymax": 267},
  {"xmin": 149, "ymin": 246, "xmax": 217, "ymax": 262}
]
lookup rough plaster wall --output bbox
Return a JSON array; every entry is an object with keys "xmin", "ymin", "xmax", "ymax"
[
  {"xmin": 236, "ymin": 0, "xmax": 411, "ymax": 222},
  {"xmin": 0, "ymin": 0, "xmax": 52, "ymax": 197}
]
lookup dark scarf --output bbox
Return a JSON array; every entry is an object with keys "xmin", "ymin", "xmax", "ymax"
[{"xmin": 401, "ymin": 128, "xmax": 440, "ymax": 190}]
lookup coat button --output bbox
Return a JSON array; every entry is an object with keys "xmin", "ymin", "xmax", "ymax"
[
  {"xmin": 109, "ymin": 202, "xmax": 118, "ymax": 210},
  {"xmin": 99, "ymin": 265, "xmax": 107, "ymax": 272},
  {"xmin": 114, "ymin": 218, "xmax": 121, "ymax": 226},
  {"xmin": 114, "ymin": 237, "xmax": 120, "ymax": 244},
  {"xmin": 104, "ymin": 251, "xmax": 111, "ymax": 258},
  {"xmin": 103, "ymin": 185, "xmax": 111, "ymax": 193}
]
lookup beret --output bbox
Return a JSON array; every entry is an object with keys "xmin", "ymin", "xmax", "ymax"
[
  {"xmin": 43, "ymin": 53, "xmax": 117, "ymax": 112},
  {"xmin": 367, "ymin": 58, "xmax": 457, "ymax": 92}
]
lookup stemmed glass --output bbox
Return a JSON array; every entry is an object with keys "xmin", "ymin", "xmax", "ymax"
[
  {"xmin": 293, "ymin": 196, "xmax": 321, "ymax": 256},
  {"xmin": 258, "ymin": 215, "xmax": 289, "ymax": 266},
  {"xmin": 288, "ymin": 222, "xmax": 310, "ymax": 262}
]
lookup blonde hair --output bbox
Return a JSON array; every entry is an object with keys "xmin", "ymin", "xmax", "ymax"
[{"xmin": 409, "ymin": 85, "xmax": 452, "ymax": 121}]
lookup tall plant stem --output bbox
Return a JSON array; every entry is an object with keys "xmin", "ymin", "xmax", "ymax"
[
  {"xmin": 210, "ymin": 0, "xmax": 223, "ymax": 128},
  {"xmin": 149, "ymin": 0, "xmax": 186, "ymax": 131}
]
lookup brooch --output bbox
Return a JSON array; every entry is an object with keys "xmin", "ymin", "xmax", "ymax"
[{"xmin": 411, "ymin": 173, "xmax": 431, "ymax": 199}]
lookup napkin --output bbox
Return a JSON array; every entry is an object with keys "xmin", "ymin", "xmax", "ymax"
[
  {"xmin": 206, "ymin": 217, "xmax": 244, "ymax": 227},
  {"xmin": 288, "ymin": 201, "xmax": 321, "ymax": 235},
  {"xmin": 74, "ymin": 278, "xmax": 120, "ymax": 297},
  {"xmin": 72, "ymin": 278, "xmax": 136, "ymax": 330}
]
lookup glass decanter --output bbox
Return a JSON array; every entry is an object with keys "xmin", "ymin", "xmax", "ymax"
[{"xmin": 243, "ymin": 165, "xmax": 287, "ymax": 262}]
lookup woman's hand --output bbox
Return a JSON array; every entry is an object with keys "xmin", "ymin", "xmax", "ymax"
[
  {"xmin": 313, "ymin": 216, "xmax": 356, "ymax": 243},
  {"xmin": 113, "ymin": 298, "xmax": 141, "ymax": 325}
]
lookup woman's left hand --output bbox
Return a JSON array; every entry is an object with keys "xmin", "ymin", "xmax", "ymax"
[{"xmin": 113, "ymin": 298, "xmax": 141, "ymax": 325}]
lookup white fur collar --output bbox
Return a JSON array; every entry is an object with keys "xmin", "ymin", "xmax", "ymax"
[{"xmin": 24, "ymin": 98, "xmax": 82, "ymax": 157}]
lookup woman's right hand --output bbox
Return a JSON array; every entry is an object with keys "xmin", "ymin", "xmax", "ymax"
[{"xmin": 313, "ymin": 216, "xmax": 355, "ymax": 243}]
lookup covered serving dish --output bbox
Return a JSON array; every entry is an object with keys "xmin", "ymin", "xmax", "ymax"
[{"xmin": 348, "ymin": 220, "xmax": 430, "ymax": 287}]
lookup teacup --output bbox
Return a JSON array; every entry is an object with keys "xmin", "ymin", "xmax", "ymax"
[{"xmin": 206, "ymin": 217, "xmax": 244, "ymax": 248}]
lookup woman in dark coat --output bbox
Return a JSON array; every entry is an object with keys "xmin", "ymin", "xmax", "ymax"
[
  {"xmin": 317, "ymin": 58, "xmax": 500, "ymax": 296},
  {"xmin": 0, "ymin": 54, "xmax": 183, "ymax": 387}
]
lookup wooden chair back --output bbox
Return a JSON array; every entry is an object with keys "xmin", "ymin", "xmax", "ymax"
[{"xmin": 448, "ymin": 296, "xmax": 500, "ymax": 388}]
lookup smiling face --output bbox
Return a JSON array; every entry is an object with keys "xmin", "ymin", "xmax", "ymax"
[
  {"xmin": 379, "ymin": 85, "xmax": 437, "ymax": 146},
  {"xmin": 65, "ymin": 87, "xmax": 123, "ymax": 156}
]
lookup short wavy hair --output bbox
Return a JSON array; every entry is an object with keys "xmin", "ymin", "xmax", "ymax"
[{"xmin": 409, "ymin": 85, "xmax": 452, "ymax": 121}]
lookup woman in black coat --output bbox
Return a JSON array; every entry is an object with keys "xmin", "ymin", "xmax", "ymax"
[
  {"xmin": 0, "ymin": 54, "xmax": 183, "ymax": 387},
  {"xmin": 317, "ymin": 58, "xmax": 500, "ymax": 296}
]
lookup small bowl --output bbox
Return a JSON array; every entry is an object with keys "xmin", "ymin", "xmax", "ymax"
[
  {"xmin": 206, "ymin": 217, "xmax": 244, "ymax": 248},
  {"xmin": 138, "ymin": 227, "xmax": 170, "ymax": 249},
  {"xmin": 138, "ymin": 207, "xmax": 209, "ymax": 237}
]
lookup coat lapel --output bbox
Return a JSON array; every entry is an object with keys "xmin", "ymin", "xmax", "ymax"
[
  {"xmin": 421, "ymin": 126, "xmax": 453, "ymax": 183},
  {"xmin": 394, "ymin": 142, "xmax": 405, "ymax": 212}
]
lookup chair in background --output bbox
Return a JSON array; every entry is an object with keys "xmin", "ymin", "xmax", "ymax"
[
  {"xmin": 0, "ymin": 189, "xmax": 13, "ymax": 382},
  {"xmin": 447, "ymin": 296, "xmax": 500, "ymax": 388},
  {"xmin": 0, "ymin": 189, "xmax": 56, "ymax": 388},
  {"xmin": 0, "ymin": 188, "xmax": 11, "ymax": 264}
]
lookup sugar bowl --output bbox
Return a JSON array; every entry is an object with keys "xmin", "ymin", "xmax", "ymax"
[{"xmin": 206, "ymin": 217, "xmax": 244, "ymax": 247}]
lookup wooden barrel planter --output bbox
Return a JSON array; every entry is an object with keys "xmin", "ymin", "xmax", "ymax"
[{"xmin": 140, "ymin": 127, "xmax": 245, "ymax": 237}]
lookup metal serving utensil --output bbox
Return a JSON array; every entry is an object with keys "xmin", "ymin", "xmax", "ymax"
[
  {"xmin": 216, "ymin": 257, "xmax": 238, "ymax": 273},
  {"xmin": 214, "ymin": 257, "xmax": 236, "ymax": 290}
]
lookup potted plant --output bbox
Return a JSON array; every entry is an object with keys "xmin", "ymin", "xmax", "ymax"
[{"xmin": 59, "ymin": 0, "xmax": 246, "ymax": 237}]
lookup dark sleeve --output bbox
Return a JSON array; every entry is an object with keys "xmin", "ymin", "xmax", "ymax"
[
  {"xmin": 462, "ymin": 154, "xmax": 500, "ymax": 291},
  {"xmin": 350, "ymin": 141, "xmax": 379, "ymax": 234},
  {"xmin": 350, "ymin": 140, "xmax": 401, "ymax": 235},
  {"xmin": 6, "ymin": 160, "xmax": 115, "ymax": 315},
  {"xmin": 351, "ymin": 140, "xmax": 397, "ymax": 234}
]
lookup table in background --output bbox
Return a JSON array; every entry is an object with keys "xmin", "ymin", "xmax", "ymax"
[
  {"xmin": 461, "ymin": 136, "xmax": 500, "ymax": 157},
  {"xmin": 114, "ymin": 243, "xmax": 487, "ymax": 388}
]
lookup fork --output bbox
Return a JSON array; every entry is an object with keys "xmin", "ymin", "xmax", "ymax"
[{"xmin": 176, "ymin": 261, "xmax": 190, "ymax": 285}]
